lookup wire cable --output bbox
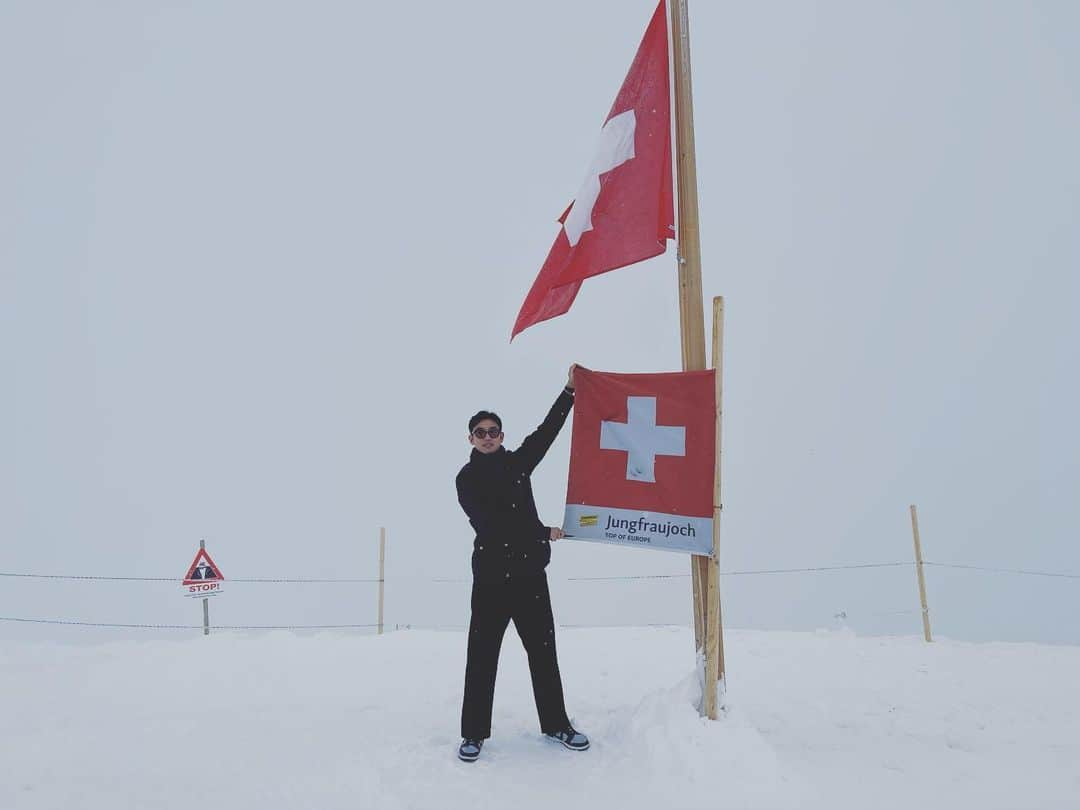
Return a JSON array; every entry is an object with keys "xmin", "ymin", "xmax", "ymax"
[
  {"xmin": 923, "ymin": 562, "xmax": 1080, "ymax": 580},
  {"xmin": 0, "ymin": 572, "xmax": 381, "ymax": 583},
  {"xmin": 0, "ymin": 616, "xmax": 378, "ymax": 630},
  {"xmin": 5, "ymin": 561, "xmax": 1078, "ymax": 586}
]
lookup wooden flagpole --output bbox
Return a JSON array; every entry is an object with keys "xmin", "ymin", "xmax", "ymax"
[
  {"xmin": 378, "ymin": 527, "xmax": 386, "ymax": 635},
  {"xmin": 669, "ymin": 0, "xmax": 710, "ymax": 656},
  {"xmin": 909, "ymin": 505, "xmax": 933, "ymax": 642},
  {"xmin": 703, "ymin": 296, "xmax": 727, "ymax": 719}
]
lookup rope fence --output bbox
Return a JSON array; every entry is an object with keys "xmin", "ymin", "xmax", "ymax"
[
  {"xmin": 0, "ymin": 572, "xmax": 382, "ymax": 583},
  {"xmin": 0, "ymin": 617, "xmax": 379, "ymax": 630},
  {"xmin": 922, "ymin": 562, "xmax": 1080, "ymax": 580},
  {"xmin": 1, "ymin": 558, "xmax": 1076, "ymax": 633},
  {"xmin": 3, "ymin": 560, "xmax": 1077, "ymax": 584}
]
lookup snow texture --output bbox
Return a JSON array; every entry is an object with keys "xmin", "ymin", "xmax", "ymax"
[{"xmin": 2, "ymin": 627, "xmax": 1077, "ymax": 809}]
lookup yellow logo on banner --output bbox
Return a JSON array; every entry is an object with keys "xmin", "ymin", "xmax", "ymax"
[{"xmin": 579, "ymin": 515, "xmax": 599, "ymax": 527}]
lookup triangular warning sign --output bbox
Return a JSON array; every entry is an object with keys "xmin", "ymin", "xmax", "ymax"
[{"xmin": 183, "ymin": 548, "xmax": 225, "ymax": 585}]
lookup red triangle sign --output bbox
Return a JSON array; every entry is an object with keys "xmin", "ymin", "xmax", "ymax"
[{"xmin": 183, "ymin": 548, "xmax": 225, "ymax": 586}]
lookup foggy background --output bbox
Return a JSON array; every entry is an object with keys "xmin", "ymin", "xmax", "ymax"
[{"xmin": 2, "ymin": 1, "xmax": 1077, "ymax": 646}]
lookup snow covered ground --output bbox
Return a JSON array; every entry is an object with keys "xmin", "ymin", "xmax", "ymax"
[{"xmin": 2, "ymin": 626, "xmax": 1077, "ymax": 810}]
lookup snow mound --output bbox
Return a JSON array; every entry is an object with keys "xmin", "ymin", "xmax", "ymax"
[{"xmin": 1, "ymin": 627, "xmax": 1077, "ymax": 809}]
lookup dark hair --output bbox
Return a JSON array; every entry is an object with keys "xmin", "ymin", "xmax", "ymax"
[{"xmin": 468, "ymin": 410, "xmax": 502, "ymax": 433}]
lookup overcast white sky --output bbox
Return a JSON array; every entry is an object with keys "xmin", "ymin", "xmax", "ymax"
[{"xmin": 2, "ymin": 1, "xmax": 1078, "ymax": 645}]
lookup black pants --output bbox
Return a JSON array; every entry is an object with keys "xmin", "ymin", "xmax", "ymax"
[{"xmin": 460, "ymin": 573, "xmax": 570, "ymax": 740}]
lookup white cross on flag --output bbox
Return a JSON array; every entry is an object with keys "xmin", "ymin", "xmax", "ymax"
[
  {"xmin": 563, "ymin": 368, "xmax": 716, "ymax": 555},
  {"xmin": 512, "ymin": 1, "xmax": 673, "ymax": 339}
]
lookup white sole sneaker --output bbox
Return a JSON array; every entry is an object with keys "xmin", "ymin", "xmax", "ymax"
[
  {"xmin": 545, "ymin": 733, "xmax": 590, "ymax": 751},
  {"xmin": 457, "ymin": 741, "xmax": 482, "ymax": 762}
]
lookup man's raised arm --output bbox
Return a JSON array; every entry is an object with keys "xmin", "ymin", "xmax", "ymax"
[{"xmin": 515, "ymin": 364, "xmax": 579, "ymax": 474}]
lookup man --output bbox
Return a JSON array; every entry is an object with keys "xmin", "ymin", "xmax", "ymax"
[{"xmin": 454, "ymin": 363, "xmax": 590, "ymax": 763}]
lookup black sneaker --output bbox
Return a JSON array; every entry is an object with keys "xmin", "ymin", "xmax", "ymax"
[
  {"xmin": 545, "ymin": 726, "xmax": 590, "ymax": 751},
  {"xmin": 457, "ymin": 738, "xmax": 483, "ymax": 762}
]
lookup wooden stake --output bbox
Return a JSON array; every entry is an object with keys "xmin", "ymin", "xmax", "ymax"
[
  {"xmin": 669, "ymin": 0, "xmax": 710, "ymax": 655},
  {"xmin": 909, "ymin": 505, "xmax": 933, "ymax": 642},
  {"xmin": 378, "ymin": 527, "xmax": 386, "ymax": 636},
  {"xmin": 200, "ymin": 538, "xmax": 209, "ymax": 637},
  {"xmin": 704, "ymin": 296, "xmax": 727, "ymax": 719}
]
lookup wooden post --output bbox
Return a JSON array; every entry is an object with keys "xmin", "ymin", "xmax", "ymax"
[
  {"xmin": 378, "ymin": 527, "xmax": 386, "ymax": 635},
  {"xmin": 670, "ymin": 0, "xmax": 710, "ymax": 656},
  {"xmin": 703, "ymin": 296, "xmax": 727, "ymax": 719},
  {"xmin": 200, "ymin": 538, "xmax": 210, "ymax": 637},
  {"xmin": 909, "ymin": 505, "xmax": 933, "ymax": 642}
]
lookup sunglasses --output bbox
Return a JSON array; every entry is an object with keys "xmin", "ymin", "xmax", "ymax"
[{"xmin": 472, "ymin": 427, "xmax": 502, "ymax": 439}]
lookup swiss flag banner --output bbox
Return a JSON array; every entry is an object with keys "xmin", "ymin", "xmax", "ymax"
[
  {"xmin": 563, "ymin": 368, "xmax": 715, "ymax": 555},
  {"xmin": 512, "ymin": 1, "xmax": 674, "ymax": 339}
]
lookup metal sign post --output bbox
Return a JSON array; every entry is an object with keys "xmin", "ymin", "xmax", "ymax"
[{"xmin": 182, "ymin": 539, "xmax": 225, "ymax": 635}]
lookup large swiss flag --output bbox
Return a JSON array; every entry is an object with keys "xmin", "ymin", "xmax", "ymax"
[
  {"xmin": 563, "ymin": 368, "xmax": 715, "ymax": 555},
  {"xmin": 512, "ymin": 1, "xmax": 674, "ymax": 339}
]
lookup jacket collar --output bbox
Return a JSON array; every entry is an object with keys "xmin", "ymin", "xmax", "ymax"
[{"xmin": 470, "ymin": 446, "xmax": 508, "ymax": 464}]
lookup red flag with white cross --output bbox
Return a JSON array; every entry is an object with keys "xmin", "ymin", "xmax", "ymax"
[
  {"xmin": 511, "ymin": 1, "xmax": 674, "ymax": 340},
  {"xmin": 563, "ymin": 368, "xmax": 715, "ymax": 555}
]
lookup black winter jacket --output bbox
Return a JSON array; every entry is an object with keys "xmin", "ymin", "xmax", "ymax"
[{"xmin": 456, "ymin": 389, "xmax": 574, "ymax": 584}]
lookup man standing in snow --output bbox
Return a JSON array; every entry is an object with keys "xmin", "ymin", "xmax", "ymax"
[{"xmin": 454, "ymin": 363, "xmax": 590, "ymax": 762}]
